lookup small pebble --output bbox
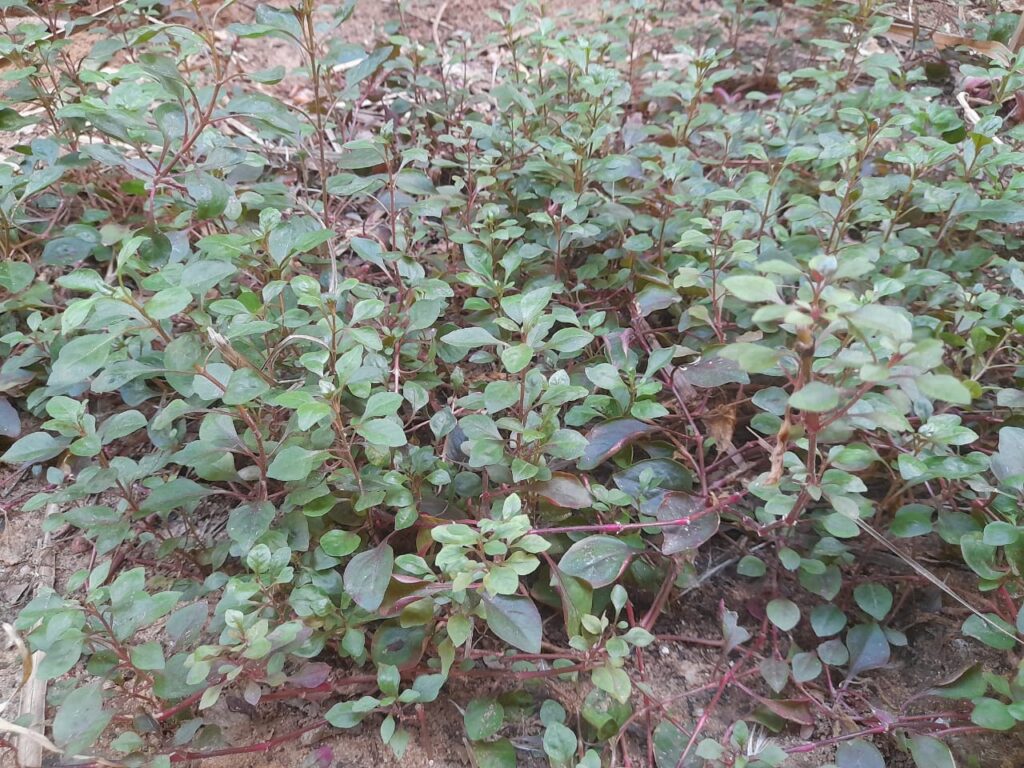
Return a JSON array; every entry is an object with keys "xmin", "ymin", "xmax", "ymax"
[{"xmin": 659, "ymin": 645, "xmax": 670, "ymax": 656}]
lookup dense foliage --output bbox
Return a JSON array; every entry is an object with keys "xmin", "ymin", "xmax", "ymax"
[{"xmin": 2, "ymin": 1, "xmax": 1024, "ymax": 766}]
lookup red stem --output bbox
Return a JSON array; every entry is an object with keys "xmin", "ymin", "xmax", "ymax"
[{"xmin": 168, "ymin": 720, "xmax": 326, "ymax": 762}]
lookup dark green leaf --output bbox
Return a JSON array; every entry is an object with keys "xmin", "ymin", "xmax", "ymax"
[
  {"xmin": 559, "ymin": 536, "xmax": 634, "ymax": 587},
  {"xmin": 482, "ymin": 594, "xmax": 542, "ymax": 654}
]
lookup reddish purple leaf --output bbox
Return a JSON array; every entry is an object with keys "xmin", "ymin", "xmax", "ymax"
[
  {"xmin": 527, "ymin": 472, "xmax": 593, "ymax": 509},
  {"xmin": 288, "ymin": 662, "xmax": 331, "ymax": 689},
  {"xmin": 578, "ymin": 418, "xmax": 657, "ymax": 471}
]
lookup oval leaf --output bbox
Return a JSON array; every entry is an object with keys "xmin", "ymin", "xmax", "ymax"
[
  {"xmin": 344, "ymin": 542, "xmax": 394, "ymax": 611},
  {"xmin": 558, "ymin": 536, "xmax": 634, "ymax": 587},
  {"xmin": 579, "ymin": 418, "xmax": 658, "ymax": 471},
  {"xmin": 482, "ymin": 594, "xmax": 541, "ymax": 654}
]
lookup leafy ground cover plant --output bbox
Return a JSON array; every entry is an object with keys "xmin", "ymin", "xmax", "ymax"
[{"xmin": 1, "ymin": 0, "xmax": 1024, "ymax": 766}]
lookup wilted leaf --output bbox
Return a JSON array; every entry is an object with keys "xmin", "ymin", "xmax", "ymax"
[{"xmin": 754, "ymin": 697, "xmax": 815, "ymax": 726}]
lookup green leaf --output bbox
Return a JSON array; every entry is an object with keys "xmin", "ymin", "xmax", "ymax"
[
  {"xmin": 543, "ymin": 721, "xmax": 577, "ymax": 765},
  {"xmin": 992, "ymin": 426, "xmax": 1024, "ymax": 487},
  {"xmin": 166, "ymin": 602, "xmax": 208, "ymax": 646},
  {"xmin": 792, "ymin": 651, "xmax": 822, "ymax": 683},
  {"xmin": 186, "ymin": 173, "xmax": 229, "ymax": 219},
  {"xmin": 917, "ymin": 374, "xmax": 972, "ymax": 405},
  {"xmin": 500, "ymin": 343, "xmax": 534, "ymax": 373},
  {"xmin": 371, "ymin": 622, "xmax": 425, "ymax": 667},
  {"xmin": 925, "ymin": 663, "xmax": 987, "ymax": 699},
  {"xmin": 961, "ymin": 613, "xmax": 1018, "ymax": 650},
  {"xmin": 0, "ymin": 261, "xmax": 35, "ymax": 293},
  {"xmin": 320, "ymin": 530, "xmax": 360, "ymax": 557},
  {"xmin": 722, "ymin": 275, "xmax": 781, "ymax": 303},
  {"xmin": 465, "ymin": 697, "xmax": 504, "ymax": 741},
  {"xmin": 362, "ymin": 392, "xmax": 403, "ymax": 419},
  {"xmin": 789, "ymin": 381, "xmax": 840, "ymax": 412},
  {"xmin": 835, "ymin": 739, "xmax": 884, "ymax": 768},
  {"xmin": 441, "ymin": 327, "xmax": 504, "ymax": 347},
  {"xmin": 737, "ymin": 556, "xmax": 766, "ymax": 578},
  {"xmin": 325, "ymin": 699, "xmax": 374, "ymax": 729},
  {"xmin": 344, "ymin": 542, "xmax": 394, "ymax": 611},
  {"xmin": 223, "ymin": 368, "xmax": 270, "ymax": 405},
  {"xmin": 36, "ymin": 637, "xmax": 84, "ymax": 679},
  {"xmin": 653, "ymin": 720, "xmax": 701, "ymax": 768},
  {"xmin": 483, "ymin": 380, "xmax": 520, "ymax": 414},
  {"xmin": 613, "ymin": 458, "xmax": 693, "ymax": 497},
  {"xmin": 337, "ymin": 139, "xmax": 387, "ymax": 169},
  {"xmin": 53, "ymin": 682, "xmax": 113, "ymax": 754},
  {"xmin": 558, "ymin": 536, "xmax": 634, "ymax": 587},
  {"xmin": 145, "ymin": 287, "xmax": 192, "ymax": 320},
  {"xmin": 971, "ymin": 697, "xmax": 1016, "ymax": 731},
  {"xmin": 142, "ymin": 478, "xmax": 213, "ymax": 513},
  {"xmin": 766, "ymin": 598, "xmax": 801, "ymax": 631},
  {"xmin": 267, "ymin": 445, "xmax": 328, "ymax": 481},
  {"xmin": 130, "ymin": 641, "xmax": 166, "ymax": 671},
  {"xmin": 226, "ymin": 501, "xmax": 276, "ymax": 552},
  {"xmin": 48, "ymin": 334, "xmax": 114, "ymax": 388},
  {"xmin": 482, "ymin": 594, "xmax": 542, "ymax": 653},
  {"xmin": 547, "ymin": 327, "xmax": 594, "ymax": 354},
  {"xmin": 908, "ymin": 735, "xmax": 956, "ymax": 768},
  {"xmin": 110, "ymin": 732, "xmax": 145, "ymax": 753},
  {"xmin": 853, "ymin": 583, "xmax": 893, "ymax": 621},
  {"xmin": 890, "ymin": 504, "xmax": 933, "ymax": 538},
  {"xmin": 1, "ymin": 432, "xmax": 70, "ymax": 464},
  {"xmin": 356, "ymin": 417, "xmax": 407, "ymax": 447},
  {"xmin": 469, "ymin": 739, "xmax": 516, "ymax": 768},
  {"xmin": 849, "ymin": 304, "xmax": 913, "ymax": 342}
]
